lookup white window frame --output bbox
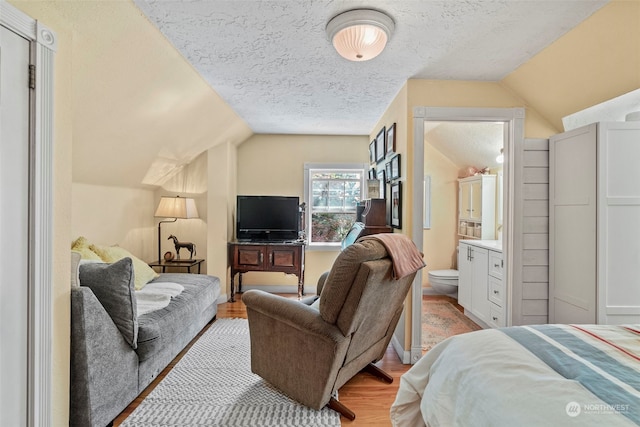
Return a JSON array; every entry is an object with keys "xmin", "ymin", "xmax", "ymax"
[{"xmin": 304, "ymin": 163, "xmax": 367, "ymax": 249}]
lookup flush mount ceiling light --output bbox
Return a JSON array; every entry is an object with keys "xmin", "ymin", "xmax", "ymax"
[{"xmin": 326, "ymin": 9, "xmax": 395, "ymax": 62}]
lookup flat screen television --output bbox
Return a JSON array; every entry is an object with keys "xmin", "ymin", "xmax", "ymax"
[{"xmin": 236, "ymin": 195, "xmax": 300, "ymax": 242}]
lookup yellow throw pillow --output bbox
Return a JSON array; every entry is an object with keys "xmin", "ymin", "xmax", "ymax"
[
  {"xmin": 71, "ymin": 236, "xmax": 102, "ymax": 261},
  {"xmin": 89, "ymin": 244, "xmax": 159, "ymax": 291}
]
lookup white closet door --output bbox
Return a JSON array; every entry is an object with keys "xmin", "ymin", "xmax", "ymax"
[
  {"xmin": 0, "ymin": 24, "xmax": 30, "ymax": 426},
  {"xmin": 549, "ymin": 124, "xmax": 597, "ymax": 324},
  {"xmin": 598, "ymin": 122, "xmax": 640, "ymax": 324}
]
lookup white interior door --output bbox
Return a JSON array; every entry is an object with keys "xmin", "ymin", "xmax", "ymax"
[{"xmin": 0, "ymin": 24, "xmax": 31, "ymax": 426}]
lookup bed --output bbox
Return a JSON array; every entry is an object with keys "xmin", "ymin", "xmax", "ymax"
[{"xmin": 390, "ymin": 324, "xmax": 640, "ymax": 426}]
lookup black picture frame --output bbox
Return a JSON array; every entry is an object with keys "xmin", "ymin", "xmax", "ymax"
[
  {"xmin": 390, "ymin": 181, "xmax": 402, "ymax": 229},
  {"xmin": 386, "ymin": 123, "xmax": 396, "ymax": 156},
  {"xmin": 368, "ymin": 168, "xmax": 376, "ymax": 179},
  {"xmin": 385, "ymin": 161, "xmax": 392, "ymax": 182},
  {"xmin": 376, "ymin": 169, "xmax": 386, "ymax": 199},
  {"xmin": 369, "ymin": 140, "xmax": 376, "ymax": 164},
  {"xmin": 375, "ymin": 127, "xmax": 386, "ymax": 163},
  {"xmin": 390, "ymin": 153, "xmax": 401, "ymax": 180}
]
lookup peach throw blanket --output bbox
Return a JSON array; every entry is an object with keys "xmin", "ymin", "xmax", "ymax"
[{"xmin": 361, "ymin": 234, "xmax": 425, "ymax": 279}]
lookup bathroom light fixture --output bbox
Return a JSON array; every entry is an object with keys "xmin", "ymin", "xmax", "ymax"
[
  {"xmin": 496, "ymin": 148, "xmax": 504, "ymax": 164},
  {"xmin": 154, "ymin": 196, "xmax": 199, "ymax": 262},
  {"xmin": 326, "ymin": 9, "xmax": 394, "ymax": 62}
]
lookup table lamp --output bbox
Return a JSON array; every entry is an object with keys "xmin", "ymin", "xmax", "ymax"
[{"xmin": 154, "ymin": 196, "xmax": 199, "ymax": 262}]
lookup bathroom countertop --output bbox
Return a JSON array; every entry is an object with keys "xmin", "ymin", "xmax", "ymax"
[{"xmin": 459, "ymin": 239, "xmax": 502, "ymax": 252}]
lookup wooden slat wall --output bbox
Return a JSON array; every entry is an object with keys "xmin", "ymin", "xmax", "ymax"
[{"xmin": 512, "ymin": 139, "xmax": 549, "ymax": 325}]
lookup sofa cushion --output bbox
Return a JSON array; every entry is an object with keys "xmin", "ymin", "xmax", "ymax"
[
  {"xmin": 136, "ymin": 273, "xmax": 219, "ymax": 362},
  {"xmin": 71, "ymin": 236, "xmax": 102, "ymax": 261},
  {"xmin": 90, "ymin": 244, "xmax": 159, "ymax": 291},
  {"xmin": 79, "ymin": 258, "xmax": 139, "ymax": 349}
]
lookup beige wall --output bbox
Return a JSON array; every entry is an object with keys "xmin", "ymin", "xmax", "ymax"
[
  {"xmin": 422, "ymin": 142, "xmax": 459, "ymax": 285},
  {"xmin": 208, "ymin": 142, "xmax": 237, "ymax": 299},
  {"xmin": 236, "ymin": 134, "xmax": 368, "ymax": 291},
  {"xmin": 72, "ymin": 183, "xmax": 156, "ymax": 259},
  {"xmin": 503, "ymin": 0, "xmax": 640, "ymax": 132}
]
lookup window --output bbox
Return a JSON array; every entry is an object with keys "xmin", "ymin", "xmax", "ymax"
[{"xmin": 304, "ymin": 163, "xmax": 367, "ymax": 247}]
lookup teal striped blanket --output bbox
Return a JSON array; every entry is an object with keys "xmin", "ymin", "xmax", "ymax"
[{"xmin": 391, "ymin": 324, "xmax": 640, "ymax": 427}]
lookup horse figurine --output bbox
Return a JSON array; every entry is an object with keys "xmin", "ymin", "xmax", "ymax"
[{"xmin": 167, "ymin": 234, "xmax": 196, "ymax": 260}]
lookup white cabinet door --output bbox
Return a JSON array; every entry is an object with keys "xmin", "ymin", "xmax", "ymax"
[
  {"xmin": 458, "ymin": 243, "xmax": 472, "ymax": 309},
  {"xmin": 549, "ymin": 124, "xmax": 597, "ymax": 324},
  {"xmin": 597, "ymin": 122, "xmax": 640, "ymax": 324},
  {"xmin": 470, "ymin": 246, "xmax": 489, "ymax": 324},
  {"xmin": 459, "ymin": 181, "xmax": 472, "ymax": 221},
  {"xmin": 469, "ymin": 179, "xmax": 483, "ymax": 221}
]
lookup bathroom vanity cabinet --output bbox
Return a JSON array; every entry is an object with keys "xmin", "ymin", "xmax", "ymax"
[{"xmin": 458, "ymin": 240, "xmax": 504, "ymax": 328}]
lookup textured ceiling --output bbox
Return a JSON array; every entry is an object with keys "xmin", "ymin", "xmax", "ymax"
[
  {"xmin": 425, "ymin": 121, "xmax": 504, "ymax": 171},
  {"xmin": 133, "ymin": 0, "xmax": 607, "ymax": 135}
]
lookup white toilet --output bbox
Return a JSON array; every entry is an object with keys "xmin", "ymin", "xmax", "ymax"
[{"xmin": 428, "ymin": 269, "xmax": 459, "ymax": 298}]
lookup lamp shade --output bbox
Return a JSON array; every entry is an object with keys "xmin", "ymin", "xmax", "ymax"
[
  {"xmin": 155, "ymin": 196, "xmax": 199, "ymax": 219},
  {"xmin": 326, "ymin": 9, "xmax": 394, "ymax": 62}
]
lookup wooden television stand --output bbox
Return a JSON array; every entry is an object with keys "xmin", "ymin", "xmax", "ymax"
[{"xmin": 228, "ymin": 240, "xmax": 305, "ymax": 302}]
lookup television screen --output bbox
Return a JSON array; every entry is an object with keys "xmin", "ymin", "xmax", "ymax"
[{"xmin": 236, "ymin": 195, "xmax": 300, "ymax": 241}]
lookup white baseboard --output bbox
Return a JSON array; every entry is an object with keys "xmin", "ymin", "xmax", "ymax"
[{"xmin": 391, "ymin": 333, "xmax": 411, "ymax": 364}]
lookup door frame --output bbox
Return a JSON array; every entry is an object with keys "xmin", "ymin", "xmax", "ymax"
[
  {"xmin": 1, "ymin": 3, "xmax": 56, "ymax": 426},
  {"xmin": 409, "ymin": 107, "xmax": 524, "ymax": 363}
]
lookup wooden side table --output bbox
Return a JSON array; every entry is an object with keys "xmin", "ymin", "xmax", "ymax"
[{"xmin": 149, "ymin": 259, "xmax": 204, "ymax": 274}]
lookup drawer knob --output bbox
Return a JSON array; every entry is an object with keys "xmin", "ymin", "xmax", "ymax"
[
  {"xmin": 492, "ymin": 316, "xmax": 498, "ymax": 321},
  {"xmin": 494, "ymin": 263, "xmax": 500, "ymax": 268},
  {"xmin": 493, "ymin": 290, "xmax": 499, "ymax": 294}
]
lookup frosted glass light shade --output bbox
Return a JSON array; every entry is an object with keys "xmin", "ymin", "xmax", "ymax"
[
  {"xmin": 326, "ymin": 9, "xmax": 394, "ymax": 62},
  {"xmin": 155, "ymin": 196, "xmax": 199, "ymax": 219}
]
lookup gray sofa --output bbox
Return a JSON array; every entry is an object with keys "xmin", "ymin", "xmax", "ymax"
[{"xmin": 70, "ymin": 257, "xmax": 221, "ymax": 427}]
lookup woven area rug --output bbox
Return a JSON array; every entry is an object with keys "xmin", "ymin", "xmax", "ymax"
[
  {"xmin": 422, "ymin": 300, "xmax": 481, "ymax": 353},
  {"xmin": 122, "ymin": 318, "xmax": 340, "ymax": 427}
]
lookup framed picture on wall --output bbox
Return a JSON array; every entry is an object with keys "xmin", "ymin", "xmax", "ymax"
[
  {"xmin": 369, "ymin": 140, "xmax": 376, "ymax": 164},
  {"xmin": 376, "ymin": 169, "xmax": 386, "ymax": 199},
  {"xmin": 390, "ymin": 181, "xmax": 402, "ymax": 229},
  {"xmin": 390, "ymin": 153, "xmax": 401, "ymax": 180},
  {"xmin": 386, "ymin": 123, "xmax": 396, "ymax": 156},
  {"xmin": 385, "ymin": 161, "xmax": 392, "ymax": 182},
  {"xmin": 375, "ymin": 127, "xmax": 386, "ymax": 163}
]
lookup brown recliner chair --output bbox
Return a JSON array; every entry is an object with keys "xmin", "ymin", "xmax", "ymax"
[{"xmin": 243, "ymin": 234, "xmax": 425, "ymax": 420}]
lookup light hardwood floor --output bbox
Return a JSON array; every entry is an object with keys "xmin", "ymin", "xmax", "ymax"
[{"xmin": 114, "ymin": 294, "xmax": 457, "ymax": 426}]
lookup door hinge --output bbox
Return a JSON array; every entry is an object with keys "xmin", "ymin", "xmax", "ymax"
[{"xmin": 29, "ymin": 65, "xmax": 36, "ymax": 89}]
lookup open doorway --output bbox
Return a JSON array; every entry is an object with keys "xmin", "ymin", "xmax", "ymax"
[{"xmin": 408, "ymin": 107, "xmax": 524, "ymax": 364}]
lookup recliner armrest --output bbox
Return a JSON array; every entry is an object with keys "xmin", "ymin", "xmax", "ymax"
[
  {"xmin": 316, "ymin": 271, "xmax": 329, "ymax": 295},
  {"xmin": 242, "ymin": 289, "xmax": 343, "ymax": 341}
]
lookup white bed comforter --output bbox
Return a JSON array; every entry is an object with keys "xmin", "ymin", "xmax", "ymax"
[{"xmin": 390, "ymin": 324, "xmax": 640, "ymax": 427}]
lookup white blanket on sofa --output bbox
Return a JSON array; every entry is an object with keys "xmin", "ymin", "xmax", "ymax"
[{"xmin": 136, "ymin": 282, "xmax": 184, "ymax": 316}]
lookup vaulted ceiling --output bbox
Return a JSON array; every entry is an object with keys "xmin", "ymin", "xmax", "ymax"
[
  {"xmin": 134, "ymin": 0, "xmax": 608, "ymax": 135},
  {"xmin": 37, "ymin": 0, "xmax": 615, "ymax": 187}
]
